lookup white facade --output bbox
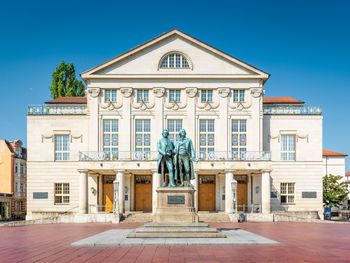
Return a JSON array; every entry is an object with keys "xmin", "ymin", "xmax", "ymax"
[{"xmin": 27, "ymin": 30, "xmax": 329, "ymax": 220}]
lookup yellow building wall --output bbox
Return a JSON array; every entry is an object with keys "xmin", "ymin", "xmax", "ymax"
[{"xmin": 0, "ymin": 141, "xmax": 13, "ymax": 194}]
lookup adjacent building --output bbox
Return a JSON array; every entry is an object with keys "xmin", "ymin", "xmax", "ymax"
[
  {"xmin": 27, "ymin": 29, "xmax": 342, "ymax": 221},
  {"xmin": 0, "ymin": 140, "xmax": 27, "ymax": 220}
]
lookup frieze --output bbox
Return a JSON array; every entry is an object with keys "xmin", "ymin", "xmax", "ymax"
[
  {"xmin": 153, "ymin": 87, "xmax": 165, "ymax": 98},
  {"xmin": 120, "ymin": 87, "xmax": 133, "ymax": 98},
  {"xmin": 251, "ymin": 88, "xmax": 264, "ymax": 98},
  {"xmin": 88, "ymin": 87, "xmax": 100, "ymax": 98},
  {"xmin": 186, "ymin": 87, "xmax": 198, "ymax": 98},
  {"xmin": 218, "ymin": 87, "xmax": 230, "ymax": 98}
]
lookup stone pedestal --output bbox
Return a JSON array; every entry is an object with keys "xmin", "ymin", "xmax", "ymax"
[{"xmin": 153, "ymin": 187, "xmax": 199, "ymax": 223}]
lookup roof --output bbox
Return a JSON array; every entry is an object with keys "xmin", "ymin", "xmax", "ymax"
[
  {"xmin": 263, "ymin": 97, "xmax": 304, "ymax": 104},
  {"xmin": 81, "ymin": 29, "xmax": 270, "ymax": 80},
  {"xmin": 323, "ymin": 149, "xmax": 348, "ymax": 157},
  {"xmin": 45, "ymin": 97, "xmax": 87, "ymax": 104}
]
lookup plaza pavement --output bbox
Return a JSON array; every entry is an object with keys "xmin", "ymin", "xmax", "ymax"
[{"xmin": 0, "ymin": 222, "xmax": 349, "ymax": 262}]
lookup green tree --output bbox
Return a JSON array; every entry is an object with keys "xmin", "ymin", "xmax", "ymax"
[
  {"xmin": 50, "ymin": 61, "xmax": 85, "ymax": 99},
  {"xmin": 323, "ymin": 174, "xmax": 349, "ymax": 208}
]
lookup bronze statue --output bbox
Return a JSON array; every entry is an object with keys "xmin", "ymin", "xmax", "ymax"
[
  {"xmin": 174, "ymin": 129, "xmax": 196, "ymax": 187},
  {"xmin": 157, "ymin": 129, "xmax": 176, "ymax": 187}
]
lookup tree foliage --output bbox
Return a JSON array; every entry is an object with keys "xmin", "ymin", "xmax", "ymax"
[
  {"xmin": 50, "ymin": 61, "xmax": 85, "ymax": 99},
  {"xmin": 323, "ymin": 174, "xmax": 349, "ymax": 207}
]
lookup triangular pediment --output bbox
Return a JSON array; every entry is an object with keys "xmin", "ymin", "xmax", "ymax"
[{"xmin": 81, "ymin": 29, "xmax": 269, "ymax": 80}]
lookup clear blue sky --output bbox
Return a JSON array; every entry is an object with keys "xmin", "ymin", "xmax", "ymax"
[{"xmin": 0, "ymin": 0, "xmax": 349, "ymax": 169}]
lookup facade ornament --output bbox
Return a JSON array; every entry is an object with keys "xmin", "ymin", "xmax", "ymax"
[
  {"xmin": 164, "ymin": 100, "xmax": 188, "ymax": 111},
  {"xmin": 41, "ymin": 135, "xmax": 53, "ymax": 143},
  {"xmin": 218, "ymin": 87, "xmax": 230, "ymax": 98},
  {"xmin": 186, "ymin": 87, "xmax": 198, "ymax": 98},
  {"xmin": 101, "ymin": 100, "xmax": 123, "ymax": 111},
  {"xmin": 196, "ymin": 100, "xmax": 220, "ymax": 110},
  {"xmin": 251, "ymin": 88, "xmax": 264, "ymax": 98},
  {"xmin": 132, "ymin": 99, "xmax": 155, "ymax": 111},
  {"xmin": 120, "ymin": 87, "xmax": 133, "ymax": 98},
  {"xmin": 88, "ymin": 87, "xmax": 100, "ymax": 98},
  {"xmin": 153, "ymin": 87, "xmax": 165, "ymax": 98},
  {"xmin": 71, "ymin": 135, "xmax": 83, "ymax": 143}
]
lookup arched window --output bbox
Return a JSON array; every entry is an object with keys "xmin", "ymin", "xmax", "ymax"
[{"xmin": 159, "ymin": 52, "xmax": 191, "ymax": 69}]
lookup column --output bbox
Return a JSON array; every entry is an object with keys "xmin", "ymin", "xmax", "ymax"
[
  {"xmin": 79, "ymin": 170, "xmax": 88, "ymax": 214},
  {"xmin": 152, "ymin": 170, "xmax": 161, "ymax": 214},
  {"xmin": 261, "ymin": 170, "xmax": 271, "ymax": 213},
  {"xmin": 98, "ymin": 175, "xmax": 103, "ymax": 212},
  {"xmin": 191, "ymin": 171, "xmax": 198, "ymax": 212},
  {"xmin": 113, "ymin": 179, "xmax": 119, "ymax": 214},
  {"xmin": 116, "ymin": 170, "xmax": 125, "ymax": 213},
  {"xmin": 225, "ymin": 170, "xmax": 234, "ymax": 213}
]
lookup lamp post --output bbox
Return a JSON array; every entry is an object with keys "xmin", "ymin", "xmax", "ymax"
[{"xmin": 231, "ymin": 180, "xmax": 237, "ymax": 214}]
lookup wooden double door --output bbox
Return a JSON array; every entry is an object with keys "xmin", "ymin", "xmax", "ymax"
[
  {"xmin": 235, "ymin": 175, "xmax": 248, "ymax": 211},
  {"xmin": 134, "ymin": 175, "xmax": 152, "ymax": 212},
  {"xmin": 198, "ymin": 175, "xmax": 216, "ymax": 211},
  {"xmin": 103, "ymin": 176, "xmax": 115, "ymax": 213}
]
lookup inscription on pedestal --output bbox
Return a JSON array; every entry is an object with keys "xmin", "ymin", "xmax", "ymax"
[{"xmin": 167, "ymin": 195, "xmax": 185, "ymax": 204}]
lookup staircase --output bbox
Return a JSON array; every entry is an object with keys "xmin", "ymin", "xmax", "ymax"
[
  {"xmin": 198, "ymin": 212, "xmax": 231, "ymax": 222},
  {"xmin": 120, "ymin": 212, "xmax": 153, "ymax": 223}
]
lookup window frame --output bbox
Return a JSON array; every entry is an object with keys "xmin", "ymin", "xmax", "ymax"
[
  {"xmin": 200, "ymin": 90, "xmax": 213, "ymax": 103},
  {"xmin": 159, "ymin": 52, "xmax": 191, "ymax": 69},
  {"xmin": 54, "ymin": 183, "xmax": 70, "ymax": 205},
  {"xmin": 280, "ymin": 134, "xmax": 296, "ymax": 161},
  {"xmin": 168, "ymin": 89, "xmax": 181, "ymax": 103},
  {"xmin": 104, "ymin": 89, "xmax": 117, "ymax": 103},
  {"xmin": 54, "ymin": 135, "xmax": 70, "ymax": 161},
  {"xmin": 232, "ymin": 89, "xmax": 245, "ymax": 102},
  {"xmin": 280, "ymin": 182, "xmax": 295, "ymax": 204},
  {"xmin": 231, "ymin": 119, "xmax": 247, "ymax": 158},
  {"xmin": 103, "ymin": 119, "xmax": 119, "ymax": 160},
  {"xmin": 135, "ymin": 119, "xmax": 151, "ymax": 157},
  {"xmin": 199, "ymin": 119, "xmax": 215, "ymax": 159},
  {"xmin": 136, "ymin": 89, "xmax": 149, "ymax": 103},
  {"xmin": 167, "ymin": 119, "xmax": 183, "ymax": 142}
]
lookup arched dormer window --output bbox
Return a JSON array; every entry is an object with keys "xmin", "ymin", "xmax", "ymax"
[{"xmin": 159, "ymin": 52, "xmax": 192, "ymax": 69}]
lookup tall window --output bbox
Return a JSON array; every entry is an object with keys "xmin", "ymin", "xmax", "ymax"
[
  {"xmin": 104, "ymin": 89, "xmax": 117, "ymax": 103},
  {"xmin": 55, "ymin": 135, "xmax": 70, "ymax": 161},
  {"xmin": 160, "ymin": 53, "xmax": 190, "ymax": 68},
  {"xmin": 232, "ymin": 89, "xmax": 245, "ymax": 102},
  {"xmin": 199, "ymin": 119, "xmax": 215, "ymax": 159},
  {"xmin": 232, "ymin": 120, "xmax": 247, "ymax": 159},
  {"xmin": 135, "ymin": 119, "xmax": 151, "ymax": 157},
  {"xmin": 54, "ymin": 183, "xmax": 70, "ymax": 205},
  {"xmin": 103, "ymin": 119, "xmax": 118, "ymax": 159},
  {"xmin": 200, "ymin": 90, "xmax": 213, "ymax": 103},
  {"xmin": 169, "ymin": 90, "xmax": 181, "ymax": 102},
  {"xmin": 167, "ymin": 119, "xmax": 183, "ymax": 142},
  {"xmin": 136, "ymin": 89, "xmax": 149, "ymax": 102},
  {"xmin": 280, "ymin": 183, "xmax": 295, "ymax": 204},
  {"xmin": 281, "ymin": 135, "xmax": 296, "ymax": 161}
]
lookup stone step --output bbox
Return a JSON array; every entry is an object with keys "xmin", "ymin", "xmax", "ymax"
[
  {"xmin": 144, "ymin": 222, "xmax": 209, "ymax": 227},
  {"xmin": 127, "ymin": 232, "xmax": 226, "ymax": 238},
  {"xmin": 135, "ymin": 227, "xmax": 219, "ymax": 233}
]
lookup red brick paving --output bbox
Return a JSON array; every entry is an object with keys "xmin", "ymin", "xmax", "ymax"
[{"xmin": 0, "ymin": 222, "xmax": 349, "ymax": 262}]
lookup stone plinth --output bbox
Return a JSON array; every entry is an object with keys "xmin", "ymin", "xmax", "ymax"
[{"xmin": 153, "ymin": 187, "xmax": 199, "ymax": 223}]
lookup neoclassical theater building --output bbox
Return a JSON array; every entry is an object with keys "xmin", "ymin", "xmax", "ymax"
[{"xmin": 27, "ymin": 29, "xmax": 332, "ymax": 221}]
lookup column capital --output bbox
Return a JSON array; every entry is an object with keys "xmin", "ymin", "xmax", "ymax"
[
  {"xmin": 151, "ymin": 169, "xmax": 159, "ymax": 174},
  {"xmin": 115, "ymin": 169, "xmax": 125, "ymax": 174},
  {"xmin": 261, "ymin": 169, "xmax": 272, "ymax": 173},
  {"xmin": 77, "ymin": 169, "xmax": 89, "ymax": 174},
  {"xmin": 224, "ymin": 169, "xmax": 235, "ymax": 174}
]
